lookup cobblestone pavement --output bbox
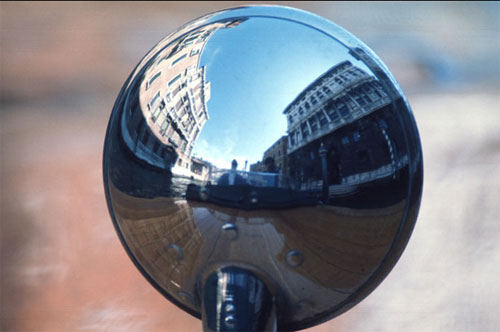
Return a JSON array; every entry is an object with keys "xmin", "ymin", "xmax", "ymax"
[{"xmin": 1, "ymin": 2, "xmax": 499, "ymax": 331}]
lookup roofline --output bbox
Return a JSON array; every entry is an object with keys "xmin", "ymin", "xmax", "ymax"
[{"xmin": 283, "ymin": 60, "xmax": 352, "ymax": 115}]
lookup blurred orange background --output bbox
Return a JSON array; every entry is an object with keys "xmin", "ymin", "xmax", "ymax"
[{"xmin": 1, "ymin": 2, "xmax": 499, "ymax": 331}]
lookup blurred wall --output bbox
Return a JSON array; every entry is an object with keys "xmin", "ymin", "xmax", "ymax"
[{"xmin": 1, "ymin": 2, "xmax": 499, "ymax": 331}]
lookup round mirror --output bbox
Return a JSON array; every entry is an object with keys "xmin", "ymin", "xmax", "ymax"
[{"xmin": 103, "ymin": 5, "xmax": 423, "ymax": 331}]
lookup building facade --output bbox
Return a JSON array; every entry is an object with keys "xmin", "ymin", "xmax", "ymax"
[
  {"xmin": 120, "ymin": 19, "xmax": 244, "ymax": 175},
  {"xmin": 190, "ymin": 157, "xmax": 213, "ymax": 181},
  {"xmin": 250, "ymin": 135, "xmax": 288, "ymax": 174},
  {"xmin": 283, "ymin": 61, "xmax": 408, "ymax": 188},
  {"xmin": 284, "ymin": 61, "xmax": 392, "ymax": 155}
]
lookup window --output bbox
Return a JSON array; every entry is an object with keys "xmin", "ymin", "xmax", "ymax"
[
  {"xmin": 355, "ymin": 95, "xmax": 366, "ymax": 107},
  {"xmin": 174, "ymin": 100, "xmax": 182, "ymax": 112},
  {"xmin": 190, "ymin": 48, "xmax": 200, "ymax": 56},
  {"xmin": 317, "ymin": 111, "xmax": 328, "ymax": 127},
  {"xmin": 166, "ymin": 125, "xmax": 174, "ymax": 137},
  {"xmin": 365, "ymin": 84, "xmax": 383, "ymax": 99},
  {"xmin": 330, "ymin": 110, "xmax": 340, "ymax": 123},
  {"xmin": 309, "ymin": 116, "xmax": 318, "ymax": 133},
  {"xmin": 341, "ymin": 136, "xmax": 350, "ymax": 145},
  {"xmin": 168, "ymin": 74, "xmax": 182, "ymax": 87},
  {"xmin": 153, "ymin": 106, "xmax": 162, "ymax": 120},
  {"xmin": 153, "ymin": 141, "xmax": 160, "ymax": 153},
  {"xmin": 353, "ymin": 131, "xmax": 361, "ymax": 142},
  {"xmin": 172, "ymin": 87, "xmax": 179, "ymax": 98},
  {"xmin": 148, "ymin": 91, "xmax": 161, "ymax": 110},
  {"xmin": 161, "ymin": 120, "xmax": 169, "ymax": 132},
  {"xmin": 337, "ymin": 101, "xmax": 350, "ymax": 119},
  {"xmin": 304, "ymin": 102, "xmax": 311, "ymax": 110},
  {"xmin": 323, "ymin": 86, "xmax": 331, "ymax": 94},
  {"xmin": 146, "ymin": 71, "xmax": 161, "ymax": 89},
  {"xmin": 157, "ymin": 112, "xmax": 166, "ymax": 126},
  {"xmin": 171, "ymin": 54, "xmax": 187, "ymax": 67},
  {"xmin": 181, "ymin": 106, "xmax": 188, "ymax": 117},
  {"xmin": 301, "ymin": 122, "xmax": 310, "ymax": 138},
  {"xmin": 362, "ymin": 90, "xmax": 372, "ymax": 104},
  {"xmin": 326, "ymin": 103, "xmax": 339, "ymax": 123}
]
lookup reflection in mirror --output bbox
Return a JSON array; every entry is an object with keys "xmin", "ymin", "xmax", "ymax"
[{"xmin": 103, "ymin": 6, "xmax": 423, "ymax": 331}]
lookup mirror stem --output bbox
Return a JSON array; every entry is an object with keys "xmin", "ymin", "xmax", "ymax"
[{"xmin": 202, "ymin": 267, "xmax": 276, "ymax": 332}]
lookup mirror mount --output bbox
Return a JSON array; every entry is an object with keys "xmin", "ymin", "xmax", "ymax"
[{"xmin": 201, "ymin": 266, "xmax": 277, "ymax": 332}]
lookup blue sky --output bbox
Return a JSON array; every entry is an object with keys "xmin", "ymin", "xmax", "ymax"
[{"xmin": 192, "ymin": 17, "xmax": 371, "ymax": 170}]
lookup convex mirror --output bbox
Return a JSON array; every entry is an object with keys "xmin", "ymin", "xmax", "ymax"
[{"xmin": 103, "ymin": 5, "xmax": 423, "ymax": 331}]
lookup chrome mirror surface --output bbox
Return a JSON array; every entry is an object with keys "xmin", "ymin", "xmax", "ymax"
[{"xmin": 103, "ymin": 5, "xmax": 423, "ymax": 331}]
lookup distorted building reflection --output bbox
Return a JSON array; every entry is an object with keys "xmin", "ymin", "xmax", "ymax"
[
  {"xmin": 190, "ymin": 157, "xmax": 213, "ymax": 181},
  {"xmin": 283, "ymin": 61, "xmax": 409, "ymax": 207},
  {"xmin": 250, "ymin": 136, "xmax": 288, "ymax": 175},
  {"xmin": 120, "ymin": 19, "xmax": 244, "ymax": 179},
  {"xmin": 109, "ymin": 184, "xmax": 203, "ymax": 310},
  {"xmin": 189, "ymin": 60, "xmax": 409, "ymax": 209}
]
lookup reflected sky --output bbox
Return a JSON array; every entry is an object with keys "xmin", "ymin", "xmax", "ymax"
[{"xmin": 193, "ymin": 17, "xmax": 372, "ymax": 169}]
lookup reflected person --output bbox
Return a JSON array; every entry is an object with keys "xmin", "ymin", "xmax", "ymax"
[{"xmin": 217, "ymin": 159, "xmax": 247, "ymax": 185}]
